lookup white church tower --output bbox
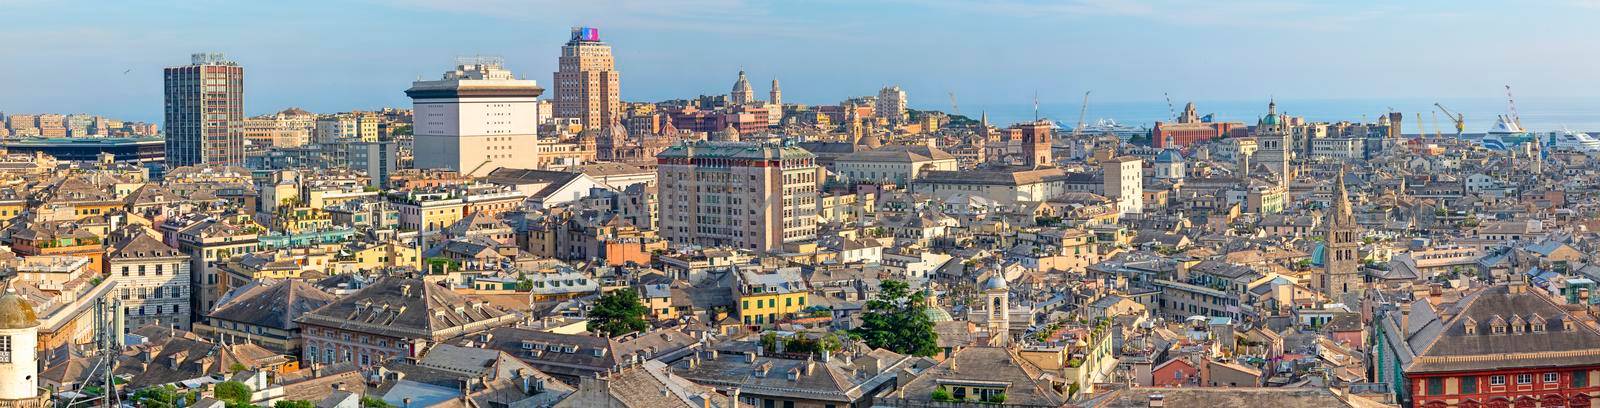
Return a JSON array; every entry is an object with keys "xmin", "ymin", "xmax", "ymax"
[{"xmin": 0, "ymin": 288, "xmax": 43, "ymax": 406}]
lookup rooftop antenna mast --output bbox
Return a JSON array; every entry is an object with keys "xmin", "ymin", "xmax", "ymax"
[{"xmin": 1033, "ymin": 91, "xmax": 1040, "ymax": 122}]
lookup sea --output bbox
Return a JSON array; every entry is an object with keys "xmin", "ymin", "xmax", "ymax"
[{"xmin": 943, "ymin": 96, "xmax": 1600, "ymax": 135}]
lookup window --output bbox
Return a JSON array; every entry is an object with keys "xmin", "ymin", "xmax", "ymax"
[
  {"xmin": 1461, "ymin": 376, "xmax": 1477, "ymax": 394},
  {"xmin": 1491, "ymin": 375, "xmax": 1506, "ymax": 386},
  {"xmin": 1518, "ymin": 374, "xmax": 1533, "ymax": 385},
  {"xmin": 1574, "ymin": 371, "xmax": 1589, "ymax": 388},
  {"xmin": 1427, "ymin": 378, "xmax": 1446, "ymax": 395},
  {"xmin": 0, "ymin": 335, "xmax": 10, "ymax": 363},
  {"xmin": 1545, "ymin": 372, "xmax": 1559, "ymax": 383}
]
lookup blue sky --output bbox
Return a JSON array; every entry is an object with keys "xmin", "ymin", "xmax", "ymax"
[{"xmin": 4, "ymin": 0, "xmax": 1600, "ymax": 123}]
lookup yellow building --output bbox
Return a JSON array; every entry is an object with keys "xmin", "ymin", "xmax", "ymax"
[
  {"xmin": 337, "ymin": 240, "xmax": 420, "ymax": 270},
  {"xmin": 639, "ymin": 283, "xmax": 678, "ymax": 321},
  {"xmin": 735, "ymin": 268, "xmax": 809, "ymax": 327},
  {"xmin": 389, "ymin": 190, "xmax": 466, "ymax": 233}
]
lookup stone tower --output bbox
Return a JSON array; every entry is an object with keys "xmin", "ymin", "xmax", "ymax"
[
  {"xmin": 769, "ymin": 77, "xmax": 782, "ymax": 107},
  {"xmin": 1320, "ymin": 169, "xmax": 1364, "ymax": 300},
  {"xmin": 1017, "ymin": 120, "xmax": 1053, "ymax": 168},
  {"xmin": 981, "ymin": 273, "xmax": 1010, "ymax": 346},
  {"xmin": 1255, "ymin": 99, "xmax": 1293, "ymax": 189}
]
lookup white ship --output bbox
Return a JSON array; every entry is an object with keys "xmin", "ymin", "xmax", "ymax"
[
  {"xmin": 1479, "ymin": 114, "xmax": 1534, "ymax": 151},
  {"xmin": 1545, "ymin": 128, "xmax": 1600, "ymax": 152},
  {"xmin": 1069, "ymin": 118, "xmax": 1150, "ymax": 141}
]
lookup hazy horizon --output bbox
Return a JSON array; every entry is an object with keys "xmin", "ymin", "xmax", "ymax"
[{"xmin": 6, "ymin": 0, "xmax": 1600, "ymax": 126}]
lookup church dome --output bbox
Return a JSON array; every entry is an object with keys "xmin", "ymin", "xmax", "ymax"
[
  {"xmin": 924, "ymin": 307, "xmax": 953, "ymax": 322},
  {"xmin": 982, "ymin": 273, "xmax": 1008, "ymax": 291},
  {"xmin": 1156, "ymin": 149, "xmax": 1182, "ymax": 163},
  {"xmin": 1260, "ymin": 113, "xmax": 1281, "ymax": 127},
  {"xmin": 0, "ymin": 289, "xmax": 39, "ymax": 330}
]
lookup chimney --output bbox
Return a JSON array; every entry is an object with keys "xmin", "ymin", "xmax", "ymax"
[
  {"xmin": 728, "ymin": 388, "xmax": 740, "ymax": 408},
  {"xmin": 1149, "ymin": 393, "xmax": 1165, "ymax": 408},
  {"xmin": 747, "ymin": 351, "xmax": 757, "ymax": 364},
  {"xmin": 821, "ymin": 349, "xmax": 831, "ymax": 363}
]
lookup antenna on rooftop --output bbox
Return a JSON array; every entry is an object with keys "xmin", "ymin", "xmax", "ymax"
[{"xmin": 1033, "ymin": 91, "xmax": 1040, "ymax": 121}]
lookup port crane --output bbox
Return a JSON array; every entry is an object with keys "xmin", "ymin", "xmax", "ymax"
[
  {"xmin": 1416, "ymin": 112, "xmax": 1426, "ymax": 139},
  {"xmin": 1163, "ymin": 93, "xmax": 1176, "ymax": 121},
  {"xmin": 1434, "ymin": 103, "xmax": 1465, "ymax": 135},
  {"xmin": 1432, "ymin": 110, "xmax": 1443, "ymax": 139},
  {"xmin": 1073, "ymin": 91, "xmax": 1091, "ymax": 137}
]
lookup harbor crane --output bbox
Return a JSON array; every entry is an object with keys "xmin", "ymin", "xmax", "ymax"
[
  {"xmin": 1073, "ymin": 91, "xmax": 1091, "ymax": 137},
  {"xmin": 1434, "ymin": 103, "xmax": 1465, "ymax": 135},
  {"xmin": 1164, "ymin": 93, "xmax": 1176, "ymax": 121},
  {"xmin": 1440, "ymin": 110, "xmax": 1452, "ymax": 139},
  {"xmin": 1416, "ymin": 112, "xmax": 1426, "ymax": 139}
]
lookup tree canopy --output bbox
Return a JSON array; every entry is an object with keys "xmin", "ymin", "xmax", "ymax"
[
  {"xmin": 215, "ymin": 381, "xmax": 254, "ymax": 408},
  {"xmin": 589, "ymin": 288, "xmax": 650, "ymax": 337},
  {"xmin": 853, "ymin": 280, "xmax": 939, "ymax": 357}
]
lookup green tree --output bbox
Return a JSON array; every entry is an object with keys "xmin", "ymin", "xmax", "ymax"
[
  {"xmin": 215, "ymin": 381, "xmax": 253, "ymax": 405},
  {"xmin": 588, "ymin": 288, "xmax": 650, "ymax": 337},
  {"xmin": 274, "ymin": 401, "xmax": 316, "ymax": 408},
  {"xmin": 360, "ymin": 396, "xmax": 393, "ymax": 408},
  {"xmin": 135, "ymin": 385, "xmax": 183, "ymax": 408},
  {"xmin": 986, "ymin": 393, "xmax": 1007, "ymax": 404},
  {"xmin": 853, "ymin": 280, "xmax": 939, "ymax": 357}
]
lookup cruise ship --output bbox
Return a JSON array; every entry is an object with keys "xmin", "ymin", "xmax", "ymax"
[
  {"xmin": 1479, "ymin": 114, "xmax": 1535, "ymax": 150},
  {"xmin": 1068, "ymin": 118, "xmax": 1150, "ymax": 141},
  {"xmin": 1546, "ymin": 129, "xmax": 1600, "ymax": 152}
]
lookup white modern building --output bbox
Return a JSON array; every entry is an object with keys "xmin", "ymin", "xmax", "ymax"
[
  {"xmin": 407, "ymin": 58, "xmax": 543, "ymax": 176},
  {"xmin": 1103, "ymin": 156, "xmax": 1143, "ymax": 215},
  {"xmin": 876, "ymin": 85, "xmax": 907, "ymax": 124}
]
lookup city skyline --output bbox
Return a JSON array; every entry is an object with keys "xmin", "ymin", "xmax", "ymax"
[{"xmin": 7, "ymin": 0, "xmax": 1600, "ymax": 124}]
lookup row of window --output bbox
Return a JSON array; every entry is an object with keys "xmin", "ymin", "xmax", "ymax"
[
  {"xmin": 1424, "ymin": 371, "xmax": 1589, "ymax": 396},
  {"xmin": 741, "ymin": 296, "xmax": 805, "ymax": 310}
]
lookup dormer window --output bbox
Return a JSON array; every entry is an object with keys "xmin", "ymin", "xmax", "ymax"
[
  {"xmin": 1463, "ymin": 317, "xmax": 1478, "ymax": 335},
  {"xmin": 1511, "ymin": 316, "xmax": 1526, "ymax": 334},
  {"xmin": 1531, "ymin": 314, "xmax": 1547, "ymax": 333},
  {"xmin": 1489, "ymin": 315, "xmax": 1507, "ymax": 334}
]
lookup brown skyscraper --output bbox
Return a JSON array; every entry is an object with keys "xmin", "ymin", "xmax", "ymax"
[
  {"xmin": 553, "ymin": 27, "xmax": 619, "ymax": 132},
  {"xmin": 164, "ymin": 52, "xmax": 244, "ymax": 167}
]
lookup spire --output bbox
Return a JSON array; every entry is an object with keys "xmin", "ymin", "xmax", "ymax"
[
  {"xmin": 1332, "ymin": 168, "xmax": 1354, "ymax": 223},
  {"xmin": 1268, "ymin": 97, "xmax": 1277, "ymax": 115}
]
